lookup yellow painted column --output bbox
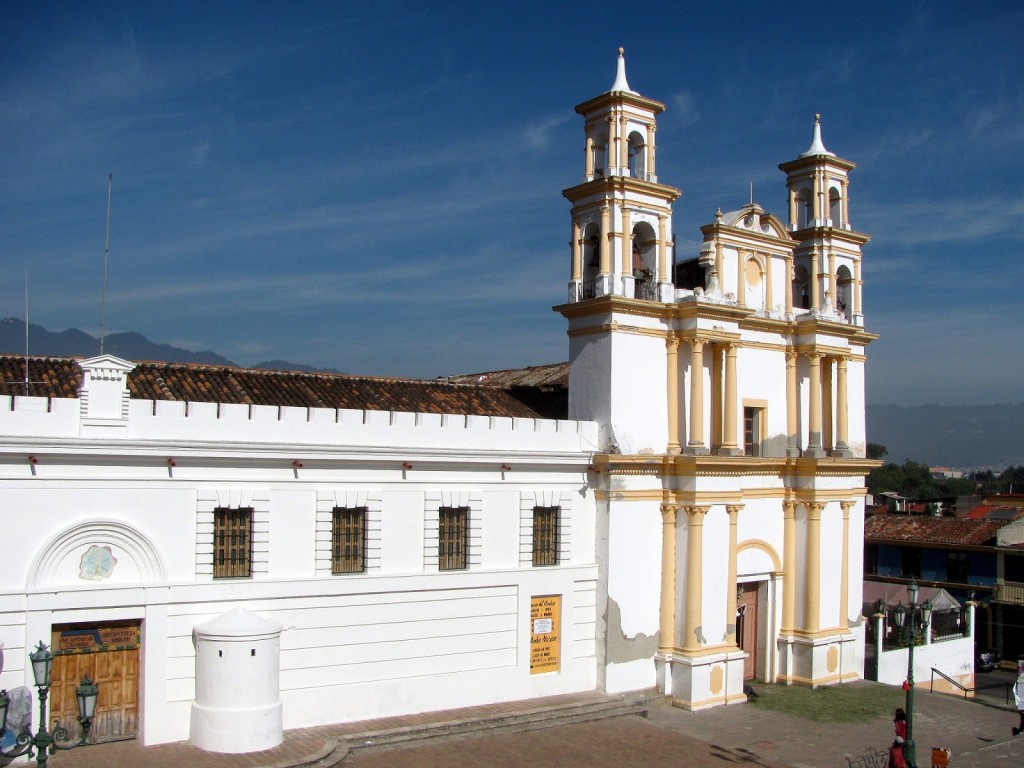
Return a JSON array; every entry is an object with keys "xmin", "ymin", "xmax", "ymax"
[
  {"xmin": 621, "ymin": 205, "xmax": 632, "ymax": 287},
  {"xmin": 658, "ymin": 215, "xmax": 669, "ymax": 283},
  {"xmin": 736, "ymin": 250, "xmax": 746, "ymax": 306},
  {"xmin": 571, "ymin": 219, "xmax": 582, "ymax": 283},
  {"xmin": 806, "ymin": 353, "xmax": 825, "ymax": 456},
  {"xmin": 599, "ymin": 205, "xmax": 611, "ymax": 278},
  {"xmin": 619, "ymin": 115, "xmax": 629, "ymax": 171},
  {"xmin": 710, "ymin": 344, "xmax": 722, "ymax": 451},
  {"xmin": 715, "ymin": 228, "xmax": 724, "ymax": 284},
  {"xmin": 788, "ymin": 185, "xmax": 797, "ymax": 228},
  {"xmin": 659, "ymin": 502, "xmax": 678, "ymax": 653},
  {"xmin": 648, "ymin": 122, "xmax": 657, "ymax": 177},
  {"xmin": 609, "ymin": 114, "xmax": 619, "ymax": 175},
  {"xmin": 810, "ymin": 249, "xmax": 820, "ymax": 311},
  {"xmin": 828, "ymin": 250, "xmax": 837, "ymax": 309},
  {"xmin": 854, "ymin": 259, "xmax": 862, "ymax": 317},
  {"xmin": 722, "ymin": 343, "xmax": 739, "ymax": 454},
  {"xmin": 726, "ymin": 504, "xmax": 743, "ymax": 644},
  {"xmin": 682, "ymin": 505, "xmax": 709, "ymax": 651},
  {"xmin": 822, "ymin": 356, "xmax": 834, "ymax": 453},
  {"xmin": 841, "ymin": 179, "xmax": 850, "ymax": 228},
  {"xmin": 835, "ymin": 356, "xmax": 850, "ymax": 454},
  {"xmin": 584, "ymin": 124, "xmax": 594, "ymax": 178},
  {"xmin": 687, "ymin": 339, "xmax": 706, "ymax": 453},
  {"xmin": 782, "ymin": 500, "xmax": 797, "ymax": 633},
  {"xmin": 804, "ymin": 502, "xmax": 824, "ymax": 632},
  {"xmin": 814, "ymin": 169, "xmax": 823, "ymax": 222},
  {"xmin": 786, "ymin": 351, "xmax": 799, "ymax": 456},
  {"xmin": 765, "ymin": 252, "xmax": 773, "ymax": 310},
  {"xmin": 666, "ymin": 335, "xmax": 681, "ymax": 454},
  {"xmin": 839, "ymin": 501, "xmax": 854, "ymax": 630},
  {"xmin": 785, "ymin": 255, "xmax": 794, "ymax": 315}
]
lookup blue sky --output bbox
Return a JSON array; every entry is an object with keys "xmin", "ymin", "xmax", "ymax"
[{"xmin": 2, "ymin": 1, "xmax": 1022, "ymax": 406}]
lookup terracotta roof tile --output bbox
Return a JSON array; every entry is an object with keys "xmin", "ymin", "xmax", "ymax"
[
  {"xmin": 0, "ymin": 355, "xmax": 567, "ymax": 420},
  {"xmin": 864, "ymin": 514, "xmax": 1004, "ymax": 547}
]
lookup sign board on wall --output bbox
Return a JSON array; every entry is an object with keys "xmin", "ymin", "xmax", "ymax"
[
  {"xmin": 51, "ymin": 621, "xmax": 141, "ymax": 655},
  {"xmin": 530, "ymin": 594, "xmax": 561, "ymax": 674}
]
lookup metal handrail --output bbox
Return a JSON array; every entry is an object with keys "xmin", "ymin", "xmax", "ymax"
[{"xmin": 930, "ymin": 667, "xmax": 1012, "ymax": 703}]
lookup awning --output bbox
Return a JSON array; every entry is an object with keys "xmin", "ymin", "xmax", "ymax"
[{"xmin": 862, "ymin": 580, "xmax": 961, "ymax": 612}]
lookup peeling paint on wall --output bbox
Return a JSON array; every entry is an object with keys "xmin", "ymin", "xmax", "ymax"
[{"xmin": 605, "ymin": 597, "xmax": 659, "ymax": 663}]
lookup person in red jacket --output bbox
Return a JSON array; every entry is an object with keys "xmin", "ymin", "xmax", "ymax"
[
  {"xmin": 893, "ymin": 707, "xmax": 907, "ymax": 740},
  {"xmin": 888, "ymin": 737, "xmax": 908, "ymax": 768}
]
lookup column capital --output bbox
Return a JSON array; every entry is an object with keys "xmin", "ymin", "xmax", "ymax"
[
  {"xmin": 682, "ymin": 505, "xmax": 710, "ymax": 519},
  {"xmin": 660, "ymin": 502, "xmax": 679, "ymax": 520},
  {"xmin": 839, "ymin": 500, "xmax": 856, "ymax": 517},
  {"xmin": 806, "ymin": 501, "xmax": 825, "ymax": 519},
  {"xmin": 665, "ymin": 334, "xmax": 680, "ymax": 352},
  {"xmin": 782, "ymin": 499, "xmax": 797, "ymax": 518},
  {"xmin": 726, "ymin": 504, "xmax": 744, "ymax": 520}
]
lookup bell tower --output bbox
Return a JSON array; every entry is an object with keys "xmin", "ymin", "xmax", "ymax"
[
  {"xmin": 564, "ymin": 48, "xmax": 681, "ymax": 304},
  {"xmin": 778, "ymin": 116, "xmax": 870, "ymax": 325}
]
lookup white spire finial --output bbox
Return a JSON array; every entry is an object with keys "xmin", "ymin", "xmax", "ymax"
[
  {"xmin": 800, "ymin": 113, "xmax": 836, "ymax": 158},
  {"xmin": 610, "ymin": 47, "xmax": 637, "ymax": 94}
]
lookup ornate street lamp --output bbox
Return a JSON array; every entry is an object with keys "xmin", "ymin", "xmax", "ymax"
[
  {"xmin": 0, "ymin": 641, "xmax": 98, "ymax": 768},
  {"xmin": 897, "ymin": 579, "xmax": 933, "ymax": 768}
]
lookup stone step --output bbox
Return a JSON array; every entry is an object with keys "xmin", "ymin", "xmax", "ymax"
[{"xmin": 339, "ymin": 694, "xmax": 660, "ymax": 759}]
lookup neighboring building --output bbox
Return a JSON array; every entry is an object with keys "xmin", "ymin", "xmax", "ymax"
[
  {"xmin": 864, "ymin": 505, "xmax": 1024, "ymax": 663},
  {"xmin": 0, "ymin": 50, "xmax": 877, "ymax": 748}
]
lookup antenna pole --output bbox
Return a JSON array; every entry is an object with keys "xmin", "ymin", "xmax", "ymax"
[
  {"xmin": 100, "ymin": 173, "xmax": 113, "ymax": 355},
  {"xmin": 24, "ymin": 270, "xmax": 30, "ymax": 394}
]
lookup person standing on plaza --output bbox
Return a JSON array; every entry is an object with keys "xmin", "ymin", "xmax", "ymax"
[
  {"xmin": 894, "ymin": 707, "xmax": 907, "ymax": 740},
  {"xmin": 1012, "ymin": 659, "xmax": 1024, "ymax": 736}
]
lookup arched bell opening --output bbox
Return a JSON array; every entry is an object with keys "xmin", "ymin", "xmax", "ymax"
[
  {"xmin": 793, "ymin": 264, "xmax": 810, "ymax": 310},
  {"xmin": 829, "ymin": 186, "xmax": 842, "ymax": 227},
  {"xmin": 627, "ymin": 130, "xmax": 647, "ymax": 180},
  {"xmin": 836, "ymin": 265, "xmax": 853, "ymax": 320},
  {"xmin": 630, "ymin": 221, "xmax": 658, "ymax": 299},
  {"xmin": 581, "ymin": 223, "xmax": 602, "ymax": 299},
  {"xmin": 744, "ymin": 256, "xmax": 766, "ymax": 311}
]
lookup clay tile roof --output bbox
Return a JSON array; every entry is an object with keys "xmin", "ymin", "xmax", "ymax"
[
  {"xmin": 0, "ymin": 355, "xmax": 568, "ymax": 420},
  {"xmin": 446, "ymin": 362, "xmax": 569, "ymax": 389},
  {"xmin": 864, "ymin": 514, "xmax": 1005, "ymax": 547}
]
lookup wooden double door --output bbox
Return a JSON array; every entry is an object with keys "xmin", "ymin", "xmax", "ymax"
[
  {"xmin": 736, "ymin": 583, "xmax": 759, "ymax": 680},
  {"xmin": 50, "ymin": 621, "xmax": 140, "ymax": 743}
]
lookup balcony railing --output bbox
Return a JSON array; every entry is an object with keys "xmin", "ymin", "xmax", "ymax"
[{"xmin": 993, "ymin": 581, "xmax": 1024, "ymax": 604}]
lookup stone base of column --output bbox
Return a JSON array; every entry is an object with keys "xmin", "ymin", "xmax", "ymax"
[
  {"xmin": 786, "ymin": 447, "xmax": 801, "ymax": 458},
  {"xmin": 665, "ymin": 648, "xmax": 747, "ymax": 711},
  {"xmin": 683, "ymin": 445, "xmax": 710, "ymax": 456},
  {"xmin": 830, "ymin": 447, "xmax": 853, "ymax": 458},
  {"xmin": 716, "ymin": 446, "xmax": 744, "ymax": 457},
  {"xmin": 775, "ymin": 631, "xmax": 861, "ymax": 689},
  {"xmin": 802, "ymin": 447, "xmax": 826, "ymax": 458}
]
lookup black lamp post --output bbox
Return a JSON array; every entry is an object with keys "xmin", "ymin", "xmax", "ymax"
[
  {"xmin": 0, "ymin": 641, "xmax": 99, "ymax": 768},
  {"xmin": 892, "ymin": 579, "xmax": 932, "ymax": 768}
]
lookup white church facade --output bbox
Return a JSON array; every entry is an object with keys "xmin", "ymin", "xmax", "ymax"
[{"xmin": 0, "ymin": 51, "xmax": 875, "ymax": 749}]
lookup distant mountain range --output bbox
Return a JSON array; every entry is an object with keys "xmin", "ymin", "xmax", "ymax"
[
  {"xmin": 0, "ymin": 317, "xmax": 338, "ymax": 374},
  {"xmin": 2, "ymin": 318, "xmax": 1021, "ymax": 470}
]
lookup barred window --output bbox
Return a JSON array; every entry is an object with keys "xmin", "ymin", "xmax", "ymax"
[
  {"xmin": 438, "ymin": 506, "xmax": 468, "ymax": 571},
  {"xmin": 332, "ymin": 506, "xmax": 366, "ymax": 574},
  {"xmin": 213, "ymin": 507, "xmax": 253, "ymax": 578},
  {"xmin": 532, "ymin": 506, "xmax": 559, "ymax": 566}
]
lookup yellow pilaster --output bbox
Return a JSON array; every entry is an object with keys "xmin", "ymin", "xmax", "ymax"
[
  {"xmin": 810, "ymin": 249, "xmax": 820, "ymax": 311},
  {"xmin": 659, "ymin": 502, "xmax": 678, "ymax": 653},
  {"xmin": 585, "ymin": 124, "xmax": 594, "ymax": 178},
  {"xmin": 807, "ymin": 353, "xmax": 824, "ymax": 456},
  {"xmin": 854, "ymin": 259, "xmax": 862, "ymax": 317},
  {"xmin": 788, "ymin": 185, "xmax": 797, "ymax": 228},
  {"xmin": 785, "ymin": 256, "xmax": 794, "ymax": 315},
  {"xmin": 836, "ymin": 356, "xmax": 850, "ymax": 454},
  {"xmin": 822, "ymin": 356, "xmax": 834, "ymax": 453},
  {"xmin": 839, "ymin": 501, "xmax": 854, "ymax": 629},
  {"xmin": 782, "ymin": 499, "xmax": 797, "ymax": 633},
  {"xmin": 648, "ymin": 122, "xmax": 657, "ymax": 177},
  {"xmin": 841, "ymin": 179, "xmax": 849, "ymax": 228},
  {"xmin": 618, "ymin": 115, "xmax": 628, "ymax": 171},
  {"xmin": 726, "ymin": 504, "xmax": 743, "ymax": 644},
  {"xmin": 722, "ymin": 343, "xmax": 738, "ymax": 454},
  {"xmin": 682, "ymin": 505, "xmax": 709, "ymax": 651},
  {"xmin": 687, "ymin": 339, "xmax": 706, "ymax": 452},
  {"xmin": 666, "ymin": 335, "xmax": 681, "ymax": 454},
  {"xmin": 571, "ymin": 219, "xmax": 582, "ymax": 282},
  {"xmin": 621, "ymin": 205, "xmax": 632, "ymax": 284},
  {"xmin": 599, "ymin": 205, "xmax": 611, "ymax": 277},
  {"xmin": 658, "ymin": 215, "xmax": 669, "ymax": 283},
  {"xmin": 828, "ymin": 250, "xmax": 837, "ymax": 308},
  {"xmin": 736, "ymin": 250, "xmax": 746, "ymax": 306},
  {"xmin": 710, "ymin": 344, "xmax": 722, "ymax": 450},
  {"xmin": 804, "ymin": 502, "xmax": 824, "ymax": 632},
  {"xmin": 765, "ymin": 252, "xmax": 773, "ymax": 310},
  {"xmin": 786, "ymin": 351, "xmax": 799, "ymax": 456}
]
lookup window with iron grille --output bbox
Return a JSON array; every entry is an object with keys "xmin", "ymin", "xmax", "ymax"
[
  {"xmin": 213, "ymin": 507, "xmax": 253, "ymax": 578},
  {"xmin": 438, "ymin": 506, "xmax": 468, "ymax": 570},
  {"xmin": 532, "ymin": 506, "xmax": 559, "ymax": 566},
  {"xmin": 743, "ymin": 406, "xmax": 763, "ymax": 457},
  {"xmin": 332, "ymin": 506, "xmax": 367, "ymax": 574}
]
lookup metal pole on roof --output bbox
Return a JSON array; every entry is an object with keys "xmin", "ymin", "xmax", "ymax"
[{"xmin": 99, "ymin": 173, "xmax": 112, "ymax": 355}]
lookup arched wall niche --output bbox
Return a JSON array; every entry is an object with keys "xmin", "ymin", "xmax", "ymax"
[
  {"xmin": 28, "ymin": 519, "xmax": 167, "ymax": 589},
  {"xmin": 736, "ymin": 539, "xmax": 782, "ymax": 577}
]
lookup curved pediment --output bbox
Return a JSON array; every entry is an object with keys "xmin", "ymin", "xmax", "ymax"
[{"xmin": 718, "ymin": 204, "xmax": 791, "ymax": 241}]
